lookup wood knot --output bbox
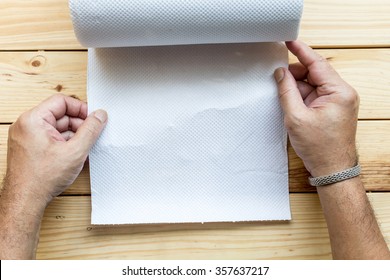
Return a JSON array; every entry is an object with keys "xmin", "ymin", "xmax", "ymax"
[
  {"xmin": 55, "ymin": 84, "xmax": 63, "ymax": 92},
  {"xmin": 70, "ymin": 94, "xmax": 80, "ymax": 100},
  {"xmin": 29, "ymin": 55, "xmax": 46, "ymax": 69},
  {"xmin": 31, "ymin": 60, "xmax": 41, "ymax": 67}
]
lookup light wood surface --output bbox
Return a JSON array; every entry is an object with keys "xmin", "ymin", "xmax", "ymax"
[
  {"xmin": 1, "ymin": 49, "xmax": 389, "ymax": 123},
  {"xmin": 36, "ymin": 193, "xmax": 390, "ymax": 260},
  {"xmin": 0, "ymin": 51, "xmax": 87, "ymax": 122},
  {"xmin": 0, "ymin": 0, "xmax": 389, "ymax": 259},
  {"xmin": 0, "ymin": 0, "xmax": 390, "ymax": 50}
]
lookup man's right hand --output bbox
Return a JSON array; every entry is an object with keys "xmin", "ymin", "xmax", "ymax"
[
  {"xmin": 274, "ymin": 41, "xmax": 359, "ymax": 177},
  {"xmin": 275, "ymin": 41, "xmax": 390, "ymax": 260}
]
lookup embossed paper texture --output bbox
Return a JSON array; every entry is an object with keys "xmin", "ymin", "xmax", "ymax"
[{"xmin": 69, "ymin": 0, "xmax": 303, "ymax": 224}]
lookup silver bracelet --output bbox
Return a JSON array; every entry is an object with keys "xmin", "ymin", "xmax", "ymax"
[{"xmin": 308, "ymin": 164, "xmax": 361, "ymax": 187}]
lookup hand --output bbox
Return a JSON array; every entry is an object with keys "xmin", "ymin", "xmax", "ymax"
[
  {"xmin": 274, "ymin": 41, "xmax": 359, "ymax": 177},
  {"xmin": 4, "ymin": 94, "xmax": 107, "ymax": 209}
]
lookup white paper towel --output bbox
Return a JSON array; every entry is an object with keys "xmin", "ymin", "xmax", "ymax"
[
  {"xmin": 69, "ymin": 0, "xmax": 303, "ymax": 224},
  {"xmin": 70, "ymin": 0, "xmax": 303, "ymax": 47}
]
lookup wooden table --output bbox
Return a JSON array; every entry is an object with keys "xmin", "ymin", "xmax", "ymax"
[{"xmin": 0, "ymin": 0, "xmax": 389, "ymax": 259}]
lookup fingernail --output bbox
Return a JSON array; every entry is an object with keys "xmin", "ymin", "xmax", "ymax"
[
  {"xmin": 274, "ymin": 67, "xmax": 285, "ymax": 83},
  {"xmin": 94, "ymin": 109, "xmax": 108, "ymax": 123}
]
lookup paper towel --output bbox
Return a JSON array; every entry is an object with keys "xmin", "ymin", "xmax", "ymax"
[
  {"xmin": 69, "ymin": 0, "xmax": 303, "ymax": 224},
  {"xmin": 70, "ymin": 0, "xmax": 303, "ymax": 47}
]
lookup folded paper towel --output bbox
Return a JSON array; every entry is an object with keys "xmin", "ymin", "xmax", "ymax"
[{"xmin": 69, "ymin": 0, "xmax": 303, "ymax": 224}]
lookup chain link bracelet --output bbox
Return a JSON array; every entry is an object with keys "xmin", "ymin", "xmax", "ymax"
[{"xmin": 308, "ymin": 164, "xmax": 361, "ymax": 187}]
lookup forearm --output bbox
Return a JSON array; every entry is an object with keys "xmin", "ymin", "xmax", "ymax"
[
  {"xmin": 317, "ymin": 176, "xmax": 390, "ymax": 259},
  {"xmin": 0, "ymin": 94, "xmax": 106, "ymax": 259},
  {"xmin": 0, "ymin": 178, "xmax": 46, "ymax": 259}
]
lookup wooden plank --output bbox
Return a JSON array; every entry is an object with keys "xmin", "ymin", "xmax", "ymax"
[
  {"xmin": 1, "ymin": 49, "xmax": 389, "ymax": 123},
  {"xmin": 0, "ymin": 0, "xmax": 80, "ymax": 50},
  {"xmin": 1, "ymin": 121, "xmax": 390, "ymax": 194},
  {"xmin": 0, "ymin": 51, "xmax": 87, "ymax": 122},
  {"xmin": 0, "ymin": 0, "xmax": 390, "ymax": 50},
  {"xmin": 299, "ymin": 0, "xmax": 390, "ymax": 48},
  {"xmin": 35, "ymin": 193, "xmax": 390, "ymax": 259}
]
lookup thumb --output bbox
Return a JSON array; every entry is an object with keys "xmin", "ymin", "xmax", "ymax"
[
  {"xmin": 274, "ymin": 67, "xmax": 306, "ymax": 116},
  {"xmin": 70, "ymin": 109, "xmax": 108, "ymax": 156}
]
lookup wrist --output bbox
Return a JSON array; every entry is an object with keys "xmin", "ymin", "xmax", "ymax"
[
  {"xmin": 309, "ymin": 164, "xmax": 361, "ymax": 187},
  {"xmin": 316, "ymin": 175, "xmax": 362, "ymax": 190},
  {"xmin": 309, "ymin": 161, "xmax": 357, "ymax": 178},
  {"xmin": 0, "ymin": 177, "xmax": 46, "ymax": 260},
  {"xmin": 307, "ymin": 149, "xmax": 358, "ymax": 178},
  {"xmin": 1, "ymin": 175, "xmax": 49, "ymax": 217}
]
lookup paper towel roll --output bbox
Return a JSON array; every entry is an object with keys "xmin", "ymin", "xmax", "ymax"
[
  {"xmin": 69, "ymin": 0, "xmax": 304, "ymax": 224},
  {"xmin": 70, "ymin": 0, "xmax": 303, "ymax": 47}
]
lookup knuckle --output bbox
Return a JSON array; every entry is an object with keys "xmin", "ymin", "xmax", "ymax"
[
  {"xmin": 52, "ymin": 93, "xmax": 65, "ymax": 100},
  {"xmin": 85, "ymin": 121, "xmax": 101, "ymax": 136},
  {"xmin": 316, "ymin": 54, "xmax": 327, "ymax": 63},
  {"xmin": 340, "ymin": 85, "xmax": 360, "ymax": 106},
  {"xmin": 317, "ymin": 83, "xmax": 336, "ymax": 95},
  {"xmin": 349, "ymin": 87, "xmax": 360, "ymax": 102},
  {"xmin": 313, "ymin": 53, "xmax": 330, "ymax": 68},
  {"xmin": 279, "ymin": 87, "xmax": 295, "ymax": 100},
  {"xmin": 8, "ymin": 111, "xmax": 34, "ymax": 140},
  {"xmin": 15, "ymin": 112, "xmax": 32, "ymax": 129},
  {"xmin": 46, "ymin": 93, "xmax": 66, "ymax": 105}
]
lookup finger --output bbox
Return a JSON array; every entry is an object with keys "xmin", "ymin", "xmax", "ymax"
[
  {"xmin": 56, "ymin": 115, "xmax": 85, "ymax": 133},
  {"xmin": 36, "ymin": 94, "xmax": 88, "ymax": 124},
  {"xmin": 296, "ymin": 81, "xmax": 315, "ymax": 100},
  {"xmin": 69, "ymin": 110, "xmax": 108, "ymax": 157},
  {"xmin": 289, "ymin": 62, "xmax": 308, "ymax": 81},
  {"xmin": 274, "ymin": 67, "xmax": 307, "ymax": 116},
  {"xmin": 286, "ymin": 41, "xmax": 319, "ymax": 67},
  {"xmin": 286, "ymin": 41, "xmax": 343, "ymax": 85},
  {"xmin": 304, "ymin": 91, "xmax": 320, "ymax": 107}
]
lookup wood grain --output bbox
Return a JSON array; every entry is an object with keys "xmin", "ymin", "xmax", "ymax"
[
  {"xmin": 1, "ymin": 49, "xmax": 389, "ymax": 123},
  {"xmin": 0, "ymin": 51, "xmax": 87, "ymax": 122},
  {"xmin": 35, "ymin": 193, "xmax": 390, "ymax": 259},
  {"xmin": 0, "ymin": 0, "xmax": 80, "ymax": 50},
  {"xmin": 1, "ymin": 121, "xmax": 390, "ymax": 194},
  {"xmin": 1, "ymin": 0, "xmax": 390, "ymax": 50},
  {"xmin": 299, "ymin": 0, "xmax": 390, "ymax": 48}
]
